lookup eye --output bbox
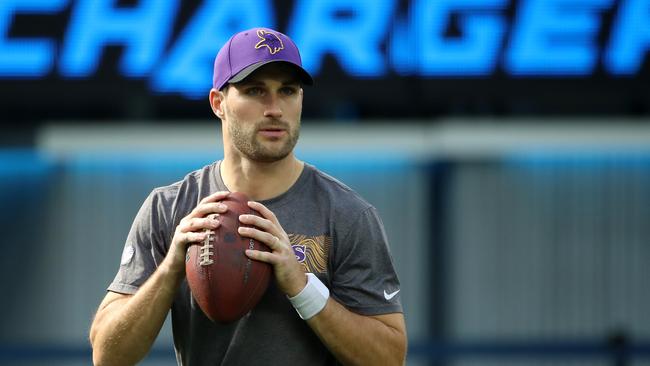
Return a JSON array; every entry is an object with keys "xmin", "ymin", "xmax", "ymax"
[
  {"xmin": 245, "ymin": 87, "xmax": 264, "ymax": 96},
  {"xmin": 280, "ymin": 86, "xmax": 298, "ymax": 96}
]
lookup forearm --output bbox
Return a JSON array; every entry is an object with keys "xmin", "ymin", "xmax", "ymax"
[
  {"xmin": 91, "ymin": 259, "xmax": 184, "ymax": 366},
  {"xmin": 306, "ymin": 298, "xmax": 407, "ymax": 366}
]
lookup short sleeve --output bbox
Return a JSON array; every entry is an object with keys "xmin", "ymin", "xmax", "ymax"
[
  {"xmin": 330, "ymin": 207, "xmax": 403, "ymax": 316},
  {"xmin": 107, "ymin": 189, "xmax": 173, "ymax": 294}
]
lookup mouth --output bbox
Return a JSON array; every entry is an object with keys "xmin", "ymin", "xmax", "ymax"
[{"xmin": 257, "ymin": 126, "xmax": 287, "ymax": 138}]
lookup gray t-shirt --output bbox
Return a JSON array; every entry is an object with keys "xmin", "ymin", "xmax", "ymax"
[{"xmin": 109, "ymin": 161, "xmax": 402, "ymax": 365}]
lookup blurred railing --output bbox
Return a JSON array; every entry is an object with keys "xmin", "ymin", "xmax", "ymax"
[
  {"xmin": 2, "ymin": 340, "xmax": 650, "ymax": 364},
  {"xmin": 409, "ymin": 340, "xmax": 650, "ymax": 363}
]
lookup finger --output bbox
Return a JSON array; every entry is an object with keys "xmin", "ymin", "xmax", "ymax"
[
  {"xmin": 247, "ymin": 201, "xmax": 281, "ymax": 227},
  {"xmin": 245, "ymin": 249, "xmax": 278, "ymax": 264},
  {"xmin": 238, "ymin": 226, "xmax": 284, "ymax": 250},
  {"xmin": 198, "ymin": 191, "xmax": 230, "ymax": 205},
  {"xmin": 183, "ymin": 231, "xmax": 210, "ymax": 245},
  {"xmin": 239, "ymin": 214, "xmax": 274, "ymax": 233},
  {"xmin": 178, "ymin": 216, "xmax": 220, "ymax": 233},
  {"xmin": 190, "ymin": 202, "xmax": 228, "ymax": 218}
]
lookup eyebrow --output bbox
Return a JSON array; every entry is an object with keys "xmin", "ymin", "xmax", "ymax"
[{"xmin": 238, "ymin": 79, "xmax": 301, "ymax": 87}]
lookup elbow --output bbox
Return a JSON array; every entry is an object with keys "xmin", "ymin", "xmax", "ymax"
[
  {"xmin": 89, "ymin": 328, "xmax": 139, "ymax": 366},
  {"xmin": 92, "ymin": 352, "xmax": 104, "ymax": 366},
  {"xmin": 395, "ymin": 334, "xmax": 408, "ymax": 366},
  {"xmin": 90, "ymin": 336, "xmax": 110, "ymax": 366},
  {"xmin": 92, "ymin": 347, "xmax": 110, "ymax": 366},
  {"xmin": 89, "ymin": 326, "xmax": 115, "ymax": 366},
  {"xmin": 89, "ymin": 324, "xmax": 98, "ymax": 349},
  {"xmin": 373, "ymin": 314, "xmax": 407, "ymax": 365},
  {"xmin": 390, "ymin": 326, "xmax": 408, "ymax": 365},
  {"xmin": 89, "ymin": 323, "xmax": 105, "ymax": 365},
  {"xmin": 92, "ymin": 347, "xmax": 130, "ymax": 366}
]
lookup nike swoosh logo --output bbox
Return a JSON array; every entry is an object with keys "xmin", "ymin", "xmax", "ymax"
[{"xmin": 384, "ymin": 289, "xmax": 400, "ymax": 300}]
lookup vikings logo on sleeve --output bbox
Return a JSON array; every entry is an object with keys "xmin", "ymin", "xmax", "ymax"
[{"xmin": 255, "ymin": 29, "xmax": 284, "ymax": 55}]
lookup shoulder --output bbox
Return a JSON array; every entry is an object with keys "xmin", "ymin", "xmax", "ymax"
[
  {"xmin": 305, "ymin": 164, "xmax": 374, "ymax": 217},
  {"xmin": 147, "ymin": 162, "xmax": 219, "ymax": 217},
  {"xmin": 153, "ymin": 162, "xmax": 217, "ymax": 195}
]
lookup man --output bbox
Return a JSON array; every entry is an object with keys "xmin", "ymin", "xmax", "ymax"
[{"xmin": 90, "ymin": 28, "xmax": 407, "ymax": 366}]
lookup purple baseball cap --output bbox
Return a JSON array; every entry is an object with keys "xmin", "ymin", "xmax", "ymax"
[{"xmin": 213, "ymin": 27, "xmax": 313, "ymax": 90}]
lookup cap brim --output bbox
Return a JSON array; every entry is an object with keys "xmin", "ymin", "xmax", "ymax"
[{"xmin": 226, "ymin": 60, "xmax": 314, "ymax": 88}]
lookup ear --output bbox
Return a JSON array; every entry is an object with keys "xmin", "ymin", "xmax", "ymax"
[{"xmin": 209, "ymin": 88, "xmax": 225, "ymax": 119}]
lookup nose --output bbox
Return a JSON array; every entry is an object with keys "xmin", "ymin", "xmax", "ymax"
[{"xmin": 263, "ymin": 94, "xmax": 283, "ymax": 119}]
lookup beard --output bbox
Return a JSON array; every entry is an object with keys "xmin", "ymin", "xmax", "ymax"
[{"xmin": 228, "ymin": 118, "xmax": 300, "ymax": 163}]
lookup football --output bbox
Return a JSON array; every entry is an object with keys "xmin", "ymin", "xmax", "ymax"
[{"xmin": 186, "ymin": 192, "xmax": 272, "ymax": 323}]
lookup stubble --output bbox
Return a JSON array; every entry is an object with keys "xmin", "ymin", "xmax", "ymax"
[{"xmin": 228, "ymin": 118, "xmax": 300, "ymax": 163}]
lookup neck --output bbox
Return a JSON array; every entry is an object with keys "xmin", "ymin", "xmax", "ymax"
[{"xmin": 220, "ymin": 153, "xmax": 304, "ymax": 201}]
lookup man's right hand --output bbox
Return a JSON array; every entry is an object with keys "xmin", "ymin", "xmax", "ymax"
[
  {"xmin": 166, "ymin": 191, "xmax": 231, "ymax": 274},
  {"xmin": 90, "ymin": 191, "xmax": 233, "ymax": 366}
]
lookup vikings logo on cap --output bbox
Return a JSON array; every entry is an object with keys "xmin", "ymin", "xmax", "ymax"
[{"xmin": 255, "ymin": 29, "xmax": 284, "ymax": 55}]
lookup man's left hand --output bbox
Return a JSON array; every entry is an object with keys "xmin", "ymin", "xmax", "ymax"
[{"xmin": 238, "ymin": 201, "xmax": 307, "ymax": 297}]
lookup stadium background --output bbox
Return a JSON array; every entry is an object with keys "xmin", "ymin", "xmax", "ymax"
[{"xmin": 1, "ymin": 0, "xmax": 649, "ymax": 365}]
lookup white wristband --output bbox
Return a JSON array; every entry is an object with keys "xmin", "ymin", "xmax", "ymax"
[{"xmin": 288, "ymin": 273, "xmax": 330, "ymax": 320}]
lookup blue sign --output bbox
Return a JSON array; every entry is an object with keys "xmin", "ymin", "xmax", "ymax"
[{"xmin": 0, "ymin": 0, "xmax": 648, "ymax": 99}]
